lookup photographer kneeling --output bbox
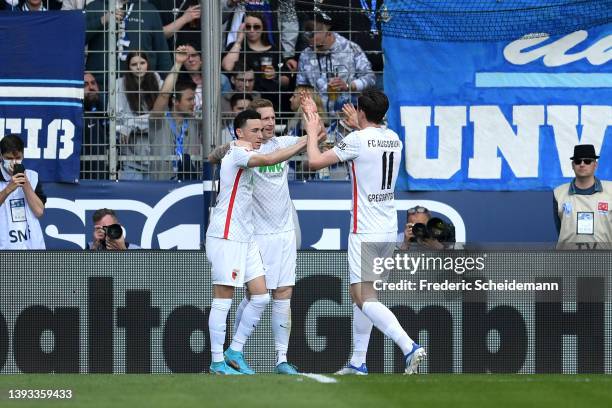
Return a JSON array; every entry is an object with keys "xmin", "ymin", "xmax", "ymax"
[
  {"xmin": 399, "ymin": 206, "xmax": 455, "ymax": 250},
  {"xmin": 88, "ymin": 208, "xmax": 140, "ymax": 250}
]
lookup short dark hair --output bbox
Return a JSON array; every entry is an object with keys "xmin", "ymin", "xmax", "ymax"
[
  {"xmin": 233, "ymin": 109, "xmax": 261, "ymax": 139},
  {"xmin": 231, "ymin": 58, "xmax": 255, "ymax": 75},
  {"xmin": 92, "ymin": 208, "xmax": 118, "ymax": 224},
  {"xmin": 230, "ymin": 93, "xmax": 253, "ymax": 109},
  {"xmin": 357, "ymin": 87, "xmax": 389, "ymax": 124},
  {"xmin": 0, "ymin": 134, "xmax": 24, "ymax": 155},
  {"xmin": 172, "ymin": 79, "xmax": 196, "ymax": 105}
]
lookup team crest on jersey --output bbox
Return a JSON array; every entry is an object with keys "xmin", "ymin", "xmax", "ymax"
[
  {"xmin": 231, "ymin": 269, "xmax": 239, "ymax": 280},
  {"xmin": 598, "ymin": 202, "xmax": 608, "ymax": 213}
]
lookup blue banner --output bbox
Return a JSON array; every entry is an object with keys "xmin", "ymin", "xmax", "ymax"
[
  {"xmin": 384, "ymin": 17, "xmax": 611, "ymax": 191},
  {"xmin": 39, "ymin": 181, "xmax": 557, "ymax": 249},
  {"xmin": 0, "ymin": 12, "xmax": 84, "ymax": 182}
]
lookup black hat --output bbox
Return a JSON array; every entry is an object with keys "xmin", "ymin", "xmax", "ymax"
[{"xmin": 570, "ymin": 144, "xmax": 599, "ymax": 160}]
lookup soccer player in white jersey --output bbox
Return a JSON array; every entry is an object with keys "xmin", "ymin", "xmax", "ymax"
[
  {"xmin": 302, "ymin": 88, "xmax": 427, "ymax": 375},
  {"xmin": 209, "ymin": 99, "xmax": 325, "ymax": 374},
  {"xmin": 231, "ymin": 98, "xmax": 301, "ymax": 374},
  {"xmin": 206, "ymin": 109, "xmax": 306, "ymax": 375}
]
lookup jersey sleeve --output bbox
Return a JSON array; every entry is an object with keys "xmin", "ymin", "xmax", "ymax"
[
  {"xmin": 230, "ymin": 145, "xmax": 255, "ymax": 168},
  {"xmin": 332, "ymin": 132, "xmax": 360, "ymax": 162}
]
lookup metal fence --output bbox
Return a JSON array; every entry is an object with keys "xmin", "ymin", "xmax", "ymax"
[{"xmin": 75, "ymin": 0, "xmax": 385, "ymax": 180}]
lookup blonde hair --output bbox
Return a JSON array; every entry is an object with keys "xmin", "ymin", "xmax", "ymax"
[
  {"xmin": 287, "ymin": 86, "xmax": 328, "ymax": 137},
  {"xmin": 294, "ymin": 85, "xmax": 324, "ymax": 115}
]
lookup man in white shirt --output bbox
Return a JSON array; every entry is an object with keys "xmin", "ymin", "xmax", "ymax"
[
  {"xmin": 206, "ymin": 109, "xmax": 306, "ymax": 375},
  {"xmin": 302, "ymin": 88, "xmax": 426, "ymax": 375},
  {"xmin": 0, "ymin": 135, "xmax": 46, "ymax": 250}
]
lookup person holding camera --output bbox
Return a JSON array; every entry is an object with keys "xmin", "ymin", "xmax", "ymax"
[
  {"xmin": 0, "ymin": 135, "xmax": 46, "ymax": 250},
  {"xmin": 399, "ymin": 205, "xmax": 455, "ymax": 250},
  {"xmin": 88, "ymin": 208, "xmax": 140, "ymax": 250}
]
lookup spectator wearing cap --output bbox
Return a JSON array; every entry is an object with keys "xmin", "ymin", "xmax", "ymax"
[
  {"xmin": 296, "ymin": 1, "xmax": 385, "ymax": 88},
  {"xmin": 554, "ymin": 144, "xmax": 612, "ymax": 250},
  {"xmin": 296, "ymin": 6, "xmax": 375, "ymax": 115}
]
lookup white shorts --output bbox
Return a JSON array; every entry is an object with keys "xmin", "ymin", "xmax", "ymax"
[
  {"xmin": 348, "ymin": 232, "xmax": 397, "ymax": 284},
  {"xmin": 255, "ymin": 230, "xmax": 297, "ymax": 289},
  {"xmin": 206, "ymin": 236, "xmax": 265, "ymax": 287}
]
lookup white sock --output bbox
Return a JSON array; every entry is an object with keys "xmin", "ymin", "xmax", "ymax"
[
  {"xmin": 229, "ymin": 293, "xmax": 270, "ymax": 353},
  {"xmin": 272, "ymin": 299, "xmax": 291, "ymax": 365},
  {"xmin": 350, "ymin": 303, "xmax": 373, "ymax": 367},
  {"xmin": 361, "ymin": 301, "xmax": 414, "ymax": 355},
  {"xmin": 232, "ymin": 296, "xmax": 250, "ymax": 336},
  {"xmin": 209, "ymin": 298, "xmax": 232, "ymax": 363}
]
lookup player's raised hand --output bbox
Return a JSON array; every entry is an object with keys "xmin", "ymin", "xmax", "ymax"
[
  {"xmin": 304, "ymin": 111, "xmax": 322, "ymax": 139},
  {"xmin": 299, "ymin": 90, "xmax": 318, "ymax": 114},
  {"xmin": 342, "ymin": 103, "xmax": 360, "ymax": 130}
]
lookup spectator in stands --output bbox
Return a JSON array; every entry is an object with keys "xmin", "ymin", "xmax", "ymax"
[
  {"xmin": 221, "ymin": 60, "xmax": 261, "ymax": 114},
  {"xmin": 0, "ymin": 135, "xmax": 46, "ymax": 250},
  {"xmin": 296, "ymin": 8, "xmax": 375, "ymax": 114},
  {"xmin": 148, "ymin": 46, "xmax": 202, "ymax": 181},
  {"xmin": 221, "ymin": 93, "xmax": 254, "ymax": 144},
  {"xmin": 179, "ymin": 44, "xmax": 203, "ymax": 112},
  {"xmin": 151, "ymin": 1, "xmax": 201, "ymax": 50},
  {"xmin": 296, "ymin": 1, "xmax": 385, "ymax": 88},
  {"xmin": 223, "ymin": 12, "xmax": 290, "ymax": 112},
  {"xmin": 85, "ymin": 0, "xmax": 172, "ymax": 91},
  {"xmin": 223, "ymin": 0, "xmax": 299, "ymax": 71},
  {"xmin": 222, "ymin": 11, "xmax": 291, "ymax": 93},
  {"xmin": 554, "ymin": 144, "xmax": 612, "ymax": 250},
  {"xmin": 88, "ymin": 208, "xmax": 140, "ymax": 250},
  {"xmin": 82, "ymin": 72, "xmax": 108, "ymax": 179},
  {"xmin": 115, "ymin": 52, "xmax": 163, "ymax": 180}
]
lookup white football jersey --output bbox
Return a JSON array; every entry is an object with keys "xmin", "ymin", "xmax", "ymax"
[
  {"xmin": 333, "ymin": 127, "xmax": 403, "ymax": 234},
  {"xmin": 253, "ymin": 136, "xmax": 299, "ymax": 234},
  {"xmin": 206, "ymin": 143, "xmax": 256, "ymax": 242}
]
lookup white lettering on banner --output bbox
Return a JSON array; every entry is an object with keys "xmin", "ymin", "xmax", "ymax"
[
  {"xmin": 22, "ymin": 119, "xmax": 42, "ymax": 159},
  {"xmin": 503, "ymin": 31, "xmax": 612, "ymax": 67},
  {"xmin": 0, "ymin": 118, "xmax": 76, "ymax": 159},
  {"xmin": 469, "ymin": 105, "xmax": 544, "ymax": 179},
  {"xmin": 400, "ymin": 105, "xmax": 610, "ymax": 180},
  {"xmin": 0, "ymin": 118, "xmax": 22, "ymax": 135},
  {"xmin": 401, "ymin": 106, "xmax": 464, "ymax": 179},
  {"xmin": 548, "ymin": 106, "xmax": 612, "ymax": 178}
]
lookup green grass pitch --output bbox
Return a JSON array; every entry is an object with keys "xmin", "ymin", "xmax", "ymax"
[{"xmin": 0, "ymin": 374, "xmax": 610, "ymax": 408}]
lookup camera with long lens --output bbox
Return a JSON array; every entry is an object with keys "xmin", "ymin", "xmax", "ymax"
[
  {"xmin": 410, "ymin": 217, "xmax": 455, "ymax": 243},
  {"xmin": 98, "ymin": 223, "xmax": 123, "ymax": 250}
]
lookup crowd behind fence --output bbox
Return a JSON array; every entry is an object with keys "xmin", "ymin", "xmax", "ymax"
[{"xmin": 2, "ymin": 0, "xmax": 386, "ymax": 181}]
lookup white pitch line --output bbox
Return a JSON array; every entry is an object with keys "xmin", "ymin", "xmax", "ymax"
[{"xmin": 300, "ymin": 373, "xmax": 338, "ymax": 383}]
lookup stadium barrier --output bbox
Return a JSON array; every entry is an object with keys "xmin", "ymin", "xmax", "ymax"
[{"xmin": 0, "ymin": 250, "xmax": 609, "ymax": 374}]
